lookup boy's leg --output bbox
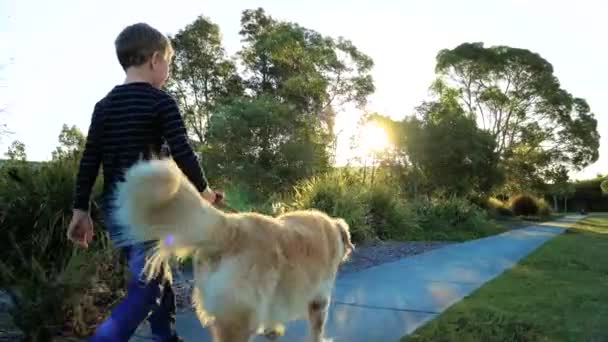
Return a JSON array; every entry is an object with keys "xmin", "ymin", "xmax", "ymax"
[
  {"xmin": 88, "ymin": 242, "xmax": 178, "ymax": 341},
  {"xmin": 148, "ymin": 277, "xmax": 178, "ymax": 337}
]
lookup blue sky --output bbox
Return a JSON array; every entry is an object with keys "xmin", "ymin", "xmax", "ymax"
[{"xmin": 1, "ymin": 0, "xmax": 606, "ymax": 179}]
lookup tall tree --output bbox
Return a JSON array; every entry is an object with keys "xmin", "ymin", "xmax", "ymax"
[
  {"xmin": 433, "ymin": 42, "xmax": 600, "ymax": 188},
  {"xmin": 205, "ymin": 96, "xmax": 330, "ymax": 193},
  {"xmin": 238, "ymin": 8, "xmax": 375, "ymax": 132},
  {"xmin": 5, "ymin": 140, "xmax": 26, "ymax": 161},
  {"xmin": 165, "ymin": 16, "xmax": 243, "ymax": 145},
  {"xmin": 402, "ymin": 92, "xmax": 502, "ymax": 197},
  {"xmin": 199, "ymin": 8, "xmax": 375, "ymax": 190},
  {"xmin": 51, "ymin": 124, "xmax": 85, "ymax": 161},
  {"xmin": 546, "ymin": 165, "xmax": 574, "ymax": 211}
]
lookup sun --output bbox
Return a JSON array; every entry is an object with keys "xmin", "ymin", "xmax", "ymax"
[{"xmin": 360, "ymin": 122, "xmax": 390, "ymax": 156}]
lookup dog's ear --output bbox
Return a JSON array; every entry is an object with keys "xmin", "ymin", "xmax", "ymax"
[{"xmin": 334, "ymin": 218, "xmax": 355, "ymax": 259}]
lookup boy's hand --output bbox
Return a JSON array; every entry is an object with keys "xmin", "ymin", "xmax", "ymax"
[
  {"xmin": 67, "ymin": 209, "xmax": 94, "ymax": 248},
  {"xmin": 201, "ymin": 187, "xmax": 223, "ymax": 204}
]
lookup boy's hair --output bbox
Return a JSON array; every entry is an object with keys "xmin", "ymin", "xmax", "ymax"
[{"xmin": 114, "ymin": 23, "xmax": 174, "ymax": 71}]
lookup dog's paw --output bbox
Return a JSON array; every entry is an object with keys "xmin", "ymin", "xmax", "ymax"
[{"xmin": 261, "ymin": 324, "xmax": 285, "ymax": 340}]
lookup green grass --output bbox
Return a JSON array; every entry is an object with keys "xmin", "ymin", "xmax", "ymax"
[{"xmin": 402, "ymin": 214, "xmax": 608, "ymax": 342}]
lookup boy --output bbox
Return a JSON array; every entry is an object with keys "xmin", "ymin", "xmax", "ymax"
[{"xmin": 67, "ymin": 23, "xmax": 218, "ymax": 341}]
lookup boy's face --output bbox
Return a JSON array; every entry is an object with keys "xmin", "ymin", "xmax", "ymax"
[{"xmin": 150, "ymin": 51, "xmax": 171, "ymax": 88}]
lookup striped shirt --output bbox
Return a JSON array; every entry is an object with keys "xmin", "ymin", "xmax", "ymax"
[{"xmin": 74, "ymin": 82, "xmax": 207, "ymax": 211}]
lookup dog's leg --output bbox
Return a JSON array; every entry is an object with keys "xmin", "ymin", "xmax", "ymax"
[
  {"xmin": 307, "ymin": 297, "xmax": 330, "ymax": 342},
  {"xmin": 210, "ymin": 313, "xmax": 254, "ymax": 342}
]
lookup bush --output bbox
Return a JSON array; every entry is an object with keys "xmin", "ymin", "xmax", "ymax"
[
  {"xmin": 536, "ymin": 198, "xmax": 552, "ymax": 217},
  {"xmin": 486, "ymin": 197, "xmax": 514, "ymax": 217},
  {"xmin": 285, "ymin": 170, "xmax": 371, "ymax": 242},
  {"xmin": 364, "ymin": 184, "xmax": 421, "ymax": 240},
  {"xmin": 509, "ymin": 194, "xmax": 540, "ymax": 216},
  {"xmin": 409, "ymin": 196, "xmax": 501, "ymax": 241},
  {"xmin": 0, "ymin": 158, "xmax": 127, "ymax": 339},
  {"xmin": 280, "ymin": 170, "xmax": 502, "ymax": 242}
]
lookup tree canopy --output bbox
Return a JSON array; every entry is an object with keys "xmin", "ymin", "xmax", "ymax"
[
  {"xmin": 164, "ymin": 8, "xmax": 375, "ymax": 193},
  {"xmin": 433, "ymin": 42, "xmax": 600, "ymax": 191}
]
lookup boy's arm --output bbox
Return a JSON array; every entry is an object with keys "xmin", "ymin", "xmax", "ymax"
[
  {"xmin": 156, "ymin": 96, "xmax": 209, "ymax": 194},
  {"xmin": 73, "ymin": 103, "xmax": 103, "ymax": 211}
]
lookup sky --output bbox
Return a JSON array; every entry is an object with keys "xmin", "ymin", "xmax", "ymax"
[{"xmin": 1, "ymin": 0, "xmax": 606, "ymax": 179}]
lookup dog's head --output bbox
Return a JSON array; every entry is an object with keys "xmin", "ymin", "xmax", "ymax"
[{"xmin": 334, "ymin": 218, "xmax": 355, "ymax": 262}]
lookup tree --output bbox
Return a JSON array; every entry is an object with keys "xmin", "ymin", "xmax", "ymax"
[
  {"xmin": 433, "ymin": 42, "xmax": 600, "ymax": 190},
  {"xmin": 546, "ymin": 166, "xmax": 575, "ymax": 212},
  {"xmin": 238, "ymin": 8, "xmax": 375, "ymax": 132},
  {"xmin": 51, "ymin": 124, "xmax": 85, "ymax": 161},
  {"xmin": 165, "ymin": 16, "xmax": 243, "ymax": 145},
  {"xmin": 402, "ymin": 92, "xmax": 503, "ymax": 197},
  {"xmin": 198, "ymin": 8, "xmax": 374, "ymax": 191},
  {"xmin": 5, "ymin": 140, "xmax": 26, "ymax": 161},
  {"xmin": 205, "ymin": 96, "xmax": 330, "ymax": 193}
]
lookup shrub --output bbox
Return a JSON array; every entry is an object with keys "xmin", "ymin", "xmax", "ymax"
[
  {"xmin": 285, "ymin": 170, "xmax": 371, "ymax": 242},
  {"xmin": 537, "ymin": 198, "xmax": 552, "ymax": 217},
  {"xmin": 486, "ymin": 197, "xmax": 514, "ymax": 217},
  {"xmin": 281, "ymin": 171, "xmax": 501, "ymax": 242},
  {"xmin": 364, "ymin": 184, "xmax": 421, "ymax": 240},
  {"xmin": 509, "ymin": 194, "xmax": 540, "ymax": 216},
  {"xmin": 409, "ymin": 196, "xmax": 501, "ymax": 241},
  {"xmin": 0, "ymin": 158, "xmax": 127, "ymax": 339}
]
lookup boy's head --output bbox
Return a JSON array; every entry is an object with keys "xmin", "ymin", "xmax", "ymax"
[{"xmin": 115, "ymin": 23, "xmax": 174, "ymax": 88}]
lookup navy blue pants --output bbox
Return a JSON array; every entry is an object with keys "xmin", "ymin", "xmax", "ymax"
[{"xmin": 88, "ymin": 205, "xmax": 177, "ymax": 341}]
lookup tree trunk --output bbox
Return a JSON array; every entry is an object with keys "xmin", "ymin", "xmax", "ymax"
[
  {"xmin": 564, "ymin": 197, "xmax": 568, "ymax": 213},
  {"xmin": 553, "ymin": 195, "xmax": 558, "ymax": 212}
]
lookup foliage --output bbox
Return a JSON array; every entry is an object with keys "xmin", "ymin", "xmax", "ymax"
[
  {"xmin": 165, "ymin": 16, "xmax": 243, "ymax": 145},
  {"xmin": 536, "ymin": 198, "xmax": 551, "ymax": 217},
  {"xmin": 409, "ymin": 197, "xmax": 502, "ymax": 241},
  {"xmin": 281, "ymin": 169, "xmax": 503, "ymax": 243},
  {"xmin": 164, "ymin": 9, "xmax": 376, "ymax": 192},
  {"xmin": 509, "ymin": 194, "xmax": 540, "ymax": 216},
  {"xmin": 433, "ymin": 42, "xmax": 600, "ymax": 192},
  {"xmin": 51, "ymin": 124, "xmax": 86, "ymax": 161},
  {"xmin": 486, "ymin": 197, "xmax": 513, "ymax": 217},
  {"xmin": 205, "ymin": 96, "xmax": 331, "ymax": 193},
  {"xmin": 403, "ymin": 94, "xmax": 503, "ymax": 197},
  {"xmin": 284, "ymin": 169, "xmax": 371, "ymax": 242},
  {"xmin": 0, "ymin": 134, "xmax": 126, "ymax": 339},
  {"xmin": 364, "ymin": 183, "xmax": 421, "ymax": 240},
  {"xmin": 5, "ymin": 140, "xmax": 27, "ymax": 161},
  {"xmin": 239, "ymin": 8, "xmax": 375, "ymax": 120}
]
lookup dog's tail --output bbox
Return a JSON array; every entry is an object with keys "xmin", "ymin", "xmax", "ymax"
[{"xmin": 111, "ymin": 159, "xmax": 229, "ymax": 277}]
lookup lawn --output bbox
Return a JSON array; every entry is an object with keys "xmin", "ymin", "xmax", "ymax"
[{"xmin": 402, "ymin": 214, "xmax": 608, "ymax": 342}]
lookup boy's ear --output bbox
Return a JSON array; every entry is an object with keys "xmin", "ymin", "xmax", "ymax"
[{"xmin": 150, "ymin": 51, "xmax": 162, "ymax": 69}]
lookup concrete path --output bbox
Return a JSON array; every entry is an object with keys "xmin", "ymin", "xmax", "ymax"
[{"xmin": 132, "ymin": 216, "xmax": 580, "ymax": 342}]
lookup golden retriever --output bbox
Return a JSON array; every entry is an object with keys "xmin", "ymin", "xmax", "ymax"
[{"xmin": 111, "ymin": 158, "xmax": 355, "ymax": 342}]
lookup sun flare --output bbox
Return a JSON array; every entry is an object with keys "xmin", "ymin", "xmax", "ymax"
[{"xmin": 359, "ymin": 122, "xmax": 390, "ymax": 156}]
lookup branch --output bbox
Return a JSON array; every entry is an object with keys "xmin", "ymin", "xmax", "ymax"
[{"xmin": 323, "ymin": 68, "xmax": 342, "ymax": 111}]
